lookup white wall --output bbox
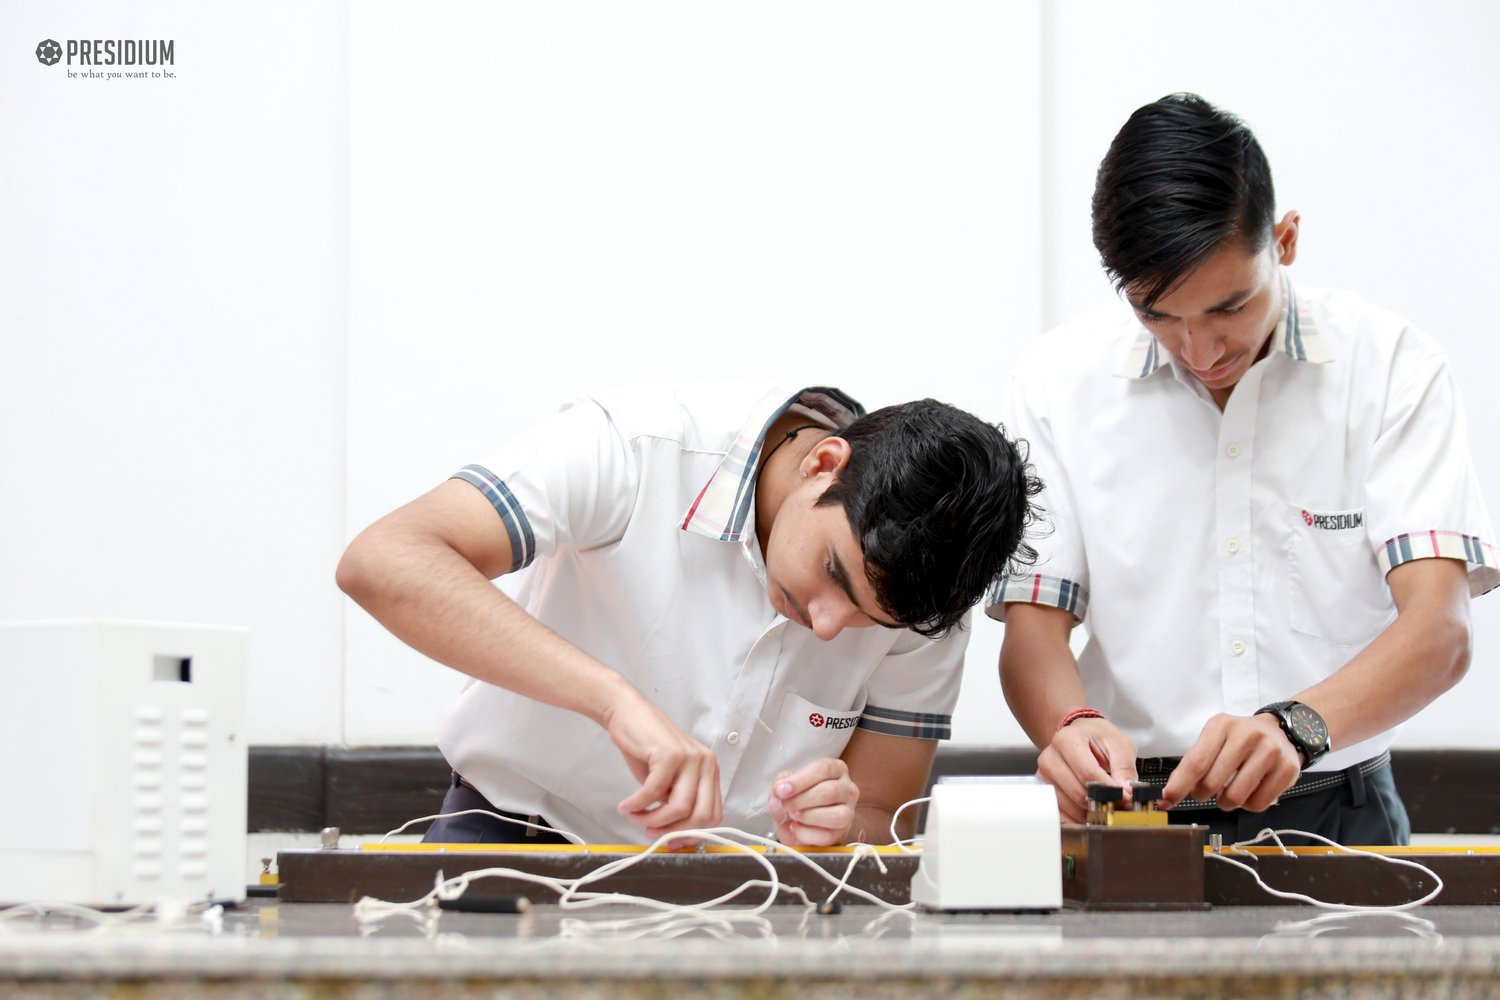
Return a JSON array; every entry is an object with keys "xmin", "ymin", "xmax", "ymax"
[
  {"xmin": 5, "ymin": 2, "xmax": 1497, "ymax": 751},
  {"xmin": 0, "ymin": 3, "xmax": 349, "ymax": 744}
]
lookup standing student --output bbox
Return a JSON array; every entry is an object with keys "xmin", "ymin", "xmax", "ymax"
[{"xmin": 991, "ymin": 94, "xmax": 1497, "ymax": 844}]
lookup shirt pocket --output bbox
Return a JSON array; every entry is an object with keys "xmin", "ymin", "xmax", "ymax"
[
  {"xmin": 1287, "ymin": 504, "xmax": 1395, "ymax": 647},
  {"xmin": 772, "ymin": 692, "xmax": 866, "ymax": 769}
]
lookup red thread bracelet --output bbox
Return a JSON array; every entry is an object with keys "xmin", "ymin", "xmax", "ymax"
[{"xmin": 1057, "ymin": 707, "xmax": 1105, "ymax": 732}]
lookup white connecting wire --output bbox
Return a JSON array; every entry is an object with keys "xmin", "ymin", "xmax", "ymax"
[
  {"xmin": 353, "ymin": 814, "xmax": 923, "ymax": 932},
  {"xmin": 378, "ymin": 808, "xmax": 587, "ymax": 846},
  {"xmin": 819, "ymin": 843, "xmax": 894, "ymax": 906},
  {"xmin": 1207, "ymin": 827, "xmax": 1444, "ymax": 912},
  {"xmin": 888, "ymin": 796, "xmax": 929, "ymax": 854}
]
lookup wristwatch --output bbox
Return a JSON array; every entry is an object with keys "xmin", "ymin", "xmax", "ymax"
[{"xmin": 1255, "ymin": 701, "xmax": 1330, "ymax": 767}]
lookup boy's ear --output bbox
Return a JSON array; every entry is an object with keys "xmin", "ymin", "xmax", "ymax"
[{"xmin": 799, "ymin": 436, "xmax": 851, "ymax": 480}]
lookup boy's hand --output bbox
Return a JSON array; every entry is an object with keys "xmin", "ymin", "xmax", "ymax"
[{"xmin": 767, "ymin": 758, "xmax": 859, "ymax": 846}]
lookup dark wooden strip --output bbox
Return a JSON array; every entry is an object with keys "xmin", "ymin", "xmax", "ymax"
[
  {"xmin": 1204, "ymin": 851, "xmax": 1500, "ymax": 906},
  {"xmin": 324, "ymin": 748, "xmax": 454, "ymax": 836},
  {"xmin": 248, "ymin": 745, "xmax": 1500, "ymax": 835},
  {"xmin": 247, "ymin": 746, "xmax": 325, "ymax": 832},
  {"xmin": 1389, "ymin": 749, "xmax": 1500, "ymax": 834},
  {"xmin": 277, "ymin": 844, "xmax": 1500, "ymax": 910},
  {"xmin": 276, "ymin": 848, "xmax": 920, "ymax": 906},
  {"xmin": 931, "ymin": 745, "xmax": 1039, "ymax": 778}
]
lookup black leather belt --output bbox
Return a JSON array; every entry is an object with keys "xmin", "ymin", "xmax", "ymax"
[{"xmin": 1132, "ymin": 750, "xmax": 1391, "ymax": 810}]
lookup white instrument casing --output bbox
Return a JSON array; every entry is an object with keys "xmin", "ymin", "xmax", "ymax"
[
  {"xmin": 910, "ymin": 776, "xmax": 1062, "ymax": 911},
  {"xmin": 0, "ymin": 620, "xmax": 248, "ymax": 907}
]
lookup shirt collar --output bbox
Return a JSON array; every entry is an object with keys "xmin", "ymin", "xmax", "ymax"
[
  {"xmin": 1114, "ymin": 271, "xmax": 1333, "ymax": 380},
  {"xmin": 680, "ymin": 386, "xmax": 864, "ymax": 542}
]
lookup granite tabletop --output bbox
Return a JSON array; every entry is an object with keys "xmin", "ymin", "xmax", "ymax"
[{"xmin": 4, "ymin": 900, "xmax": 1500, "ymax": 998}]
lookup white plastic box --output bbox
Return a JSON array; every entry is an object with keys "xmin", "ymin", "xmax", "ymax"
[
  {"xmin": 910, "ymin": 776, "xmax": 1062, "ymax": 911},
  {"xmin": 0, "ymin": 621, "xmax": 248, "ymax": 906}
]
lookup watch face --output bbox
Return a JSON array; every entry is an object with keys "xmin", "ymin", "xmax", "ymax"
[{"xmin": 1287, "ymin": 704, "xmax": 1328, "ymax": 749}]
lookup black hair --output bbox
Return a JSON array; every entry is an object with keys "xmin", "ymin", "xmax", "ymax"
[
  {"xmin": 816, "ymin": 399, "xmax": 1043, "ymax": 639},
  {"xmin": 1092, "ymin": 92, "xmax": 1276, "ymax": 310}
]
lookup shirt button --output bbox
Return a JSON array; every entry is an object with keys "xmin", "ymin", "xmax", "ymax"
[
  {"xmin": 726, "ymin": 731, "xmax": 741, "ymax": 745},
  {"xmin": 1230, "ymin": 639, "xmax": 1246, "ymax": 656},
  {"xmin": 1226, "ymin": 443, "xmax": 1241, "ymax": 458},
  {"xmin": 1226, "ymin": 538, "xmax": 1241, "ymax": 554}
]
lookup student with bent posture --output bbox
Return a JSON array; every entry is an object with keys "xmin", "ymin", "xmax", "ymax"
[{"xmin": 340, "ymin": 380, "xmax": 1040, "ymax": 846}]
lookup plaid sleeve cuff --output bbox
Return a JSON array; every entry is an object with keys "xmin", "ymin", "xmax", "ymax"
[
  {"xmin": 1378, "ymin": 531, "xmax": 1500, "ymax": 597},
  {"xmin": 451, "ymin": 464, "xmax": 536, "ymax": 572},
  {"xmin": 985, "ymin": 573, "xmax": 1088, "ymax": 622},
  {"xmin": 857, "ymin": 705, "xmax": 951, "ymax": 741}
]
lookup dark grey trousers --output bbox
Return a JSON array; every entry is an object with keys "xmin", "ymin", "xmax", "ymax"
[
  {"xmin": 422, "ymin": 774, "xmax": 573, "ymax": 845},
  {"xmin": 1165, "ymin": 759, "xmax": 1411, "ymax": 846}
]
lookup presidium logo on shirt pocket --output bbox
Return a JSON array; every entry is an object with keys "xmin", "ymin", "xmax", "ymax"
[
  {"xmin": 1300, "ymin": 508, "xmax": 1364, "ymax": 531},
  {"xmin": 1287, "ymin": 504, "xmax": 1394, "ymax": 647},
  {"xmin": 776, "ymin": 693, "xmax": 863, "ymax": 753},
  {"xmin": 806, "ymin": 710, "xmax": 858, "ymax": 731}
]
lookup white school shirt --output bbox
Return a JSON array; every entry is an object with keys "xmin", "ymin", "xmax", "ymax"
[
  {"xmin": 987, "ymin": 275, "xmax": 1498, "ymax": 771},
  {"xmin": 437, "ymin": 380, "xmax": 966, "ymax": 843}
]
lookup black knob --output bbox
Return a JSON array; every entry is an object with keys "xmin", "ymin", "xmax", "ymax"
[
  {"xmin": 1087, "ymin": 781, "xmax": 1124, "ymax": 803},
  {"xmin": 1130, "ymin": 782, "xmax": 1163, "ymax": 804}
]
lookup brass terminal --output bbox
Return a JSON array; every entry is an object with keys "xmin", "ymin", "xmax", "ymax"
[{"xmin": 1086, "ymin": 781, "xmax": 1169, "ymax": 827}]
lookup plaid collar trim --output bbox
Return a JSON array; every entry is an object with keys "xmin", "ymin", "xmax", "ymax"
[
  {"xmin": 1114, "ymin": 271, "xmax": 1333, "ymax": 380},
  {"xmin": 680, "ymin": 386, "xmax": 864, "ymax": 543}
]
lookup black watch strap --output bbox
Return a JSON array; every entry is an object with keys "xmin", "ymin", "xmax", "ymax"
[{"xmin": 1255, "ymin": 700, "xmax": 1331, "ymax": 767}]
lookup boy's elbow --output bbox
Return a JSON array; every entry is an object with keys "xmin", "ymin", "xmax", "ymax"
[
  {"xmin": 1443, "ymin": 616, "xmax": 1473, "ymax": 689},
  {"xmin": 335, "ymin": 531, "xmax": 383, "ymax": 605}
]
